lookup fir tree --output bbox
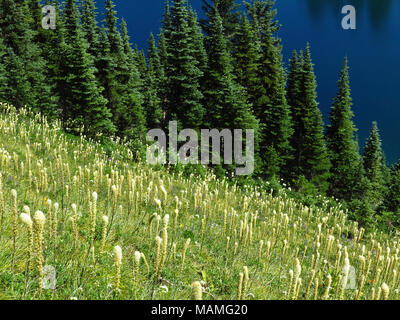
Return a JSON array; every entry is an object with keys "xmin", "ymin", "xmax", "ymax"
[
  {"xmin": 161, "ymin": 0, "xmax": 173, "ymax": 43},
  {"xmin": 102, "ymin": 0, "xmax": 146, "ymax": 142},
  {"xmin": 287, "ymin": 49, "xmax": 306, "ymax": 177},
  {"xmin": 384, "ymin": 162, "xmax": 400, "ymax": 214},
  {"xmin": 136, "ymin": 50, "xmax": 147, "ymax": 81},
  {"xmin": 244, "ymin": 0, "xmax": 280, "ymax": 40},
  {"xmin": 0, "ymin": 0, "xmax": 57, "ymax": 117},
  {"xmin": 27, "ymin": 0, "xmax": 47, "ymax": 40},
  {"xmin": 95, "ymin": 27, "xmax": 114, "ymax": 114},
  {"xmin": 286, "ymin": 50, "xmax": 303, "ymax": 117},
  {"xmin": 235, "ymin": 14, "xmax": 261, "ymax": 106},
  {"xmin": 326, "ymin": 57, "xmax": 362, "ymax": 201},
  {"xmin": 95, "ymin": 25, "xmax": 120, "ymax": 125},
  {"xmin": 104, "ymin": 0, "xmax": 122, "ymax": 55},
  {"xmin": 59, "ymin": 0, "xmax": 115, "ymax": 137},
  {"xmin": 188, "ymin": 9, "xmax": 208, "ymax": 75},
  {"xmin": 0, "ymin": 38, "xmax": 7, "ymax": 99},
  {"xmin": 36, "ymin": 0, "xmax": 64, "ymax": 119},
  {"xmin": 158, "ymin": 0, "xmax": 173, "ymax": 119},
  {"xmin": 80, "ymin": 0, "xmax": 100, "ymax": 57},
  {"xmin": 257, "ymin": 15, "xmax": 293, "ymax": 178},
  {"xmin": 147, "ymin": 33, "xmax": 164, "ymax": 83},
  {"xmin": 1, "ymin": 0, "xmax": 28, "ymax": 103},
  {"xmin": 157, "ymin": 32, "xmax": 169, "ymax": 119},
  {"xmin": 119, "ymin": 18, "xmax": 147, "ymax": 142},
  {"xmin": 163, "ymin": 0, "xmax": 204, "ymax": 130},
  {"xmin": 363, "ymin": 122, "xmax": 385, "ymax": 182},
  {"xmin": 203, "ymin": 8, "xmax": 236, "ymax": 128},
  {"xmin": 203, "ymin": 8, "xmax": 260, "ymax": 173},
  {"xmin": 159, "ymin": 0, "xmax": 171, "ymax": 62},
  {"xmin": 158, "ymin": 33, "xmax": 168, "ymax": 79},
  {"xmin": 24, "ymin": 0, "xmax": 58, "ymax": 118},
  {"xmin": 2, "ymin": 47, "xmax": 31, "ymax": 107},
  {"xmin": 237, "ymin": 3, "xmax": 292, "ymax": 178},
  {"xmin": 289, "ymin": 44, "xmax": 330, "ymax": 191},
  {"xmin": 0, "ymin": 0, "xmax": 27, "ymax": 51},
  {"xmin": 144, "ymin": 33, "xmax": 163, "ymax": 129},
  {"xmin": 200, "ymin": 0, "xmax": 240, "ymax": 42},
  {"xmin": 362, "ymin": 121, "xmax": 387, "ymax": 207}
]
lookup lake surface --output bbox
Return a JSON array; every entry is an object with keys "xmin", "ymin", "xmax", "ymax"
[{"xmin": 95, "ymin": 0, "xmax": 400, "ymax": 164}]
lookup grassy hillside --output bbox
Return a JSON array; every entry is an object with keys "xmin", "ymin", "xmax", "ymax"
[{"xmin": 0, "ymin": 102, "xmax": 399, "ymax": 300}]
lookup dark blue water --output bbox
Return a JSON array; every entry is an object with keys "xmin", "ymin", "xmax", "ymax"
[{"xmin": 94, "ymin": 0, "xmax": 400, "ymax": 164}]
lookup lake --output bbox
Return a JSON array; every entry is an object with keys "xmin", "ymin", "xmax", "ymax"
[{"xmin": 95, "ymin": 0, "xmax": 400, "ymax": 164}]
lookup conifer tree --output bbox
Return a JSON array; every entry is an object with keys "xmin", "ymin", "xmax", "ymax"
[
  {"xmin": 153, "ymin": 32, "xmax": 170, "ymax": 118},
  {"xmin": 102, "ymin": 0, "xmax": 147, "ymax": 142},
  {"xmin": 2, "ymin": 47, "xmax": 31, "ymax": 107},
  {"xmin": 380, "ymin": 152, "xmax": 391, "ymax": 187},
  {"xmin": 161, "ymin": 0, "xmax": 173, "ymax": 44},
  {"xmin": 289, "ymin": 44, "xmax": 330, "ymax": 191},
  {"xmin": 59, "ymin": 0, "xmax": 115, "ymax": 137},
  {"xmin": 163, "ymin": 0, "xmax": 204, "ymax": 130},
  {"xmin": 119, "ymin": 18, "xmax": 147, "ymax": 142},
  {"xmin": 257, "ymin": 34, "xmax": 293, "ymax": 178},
  {"xmin": 203, "ymin": 8, "xmax": 236, "ymax": 128},
  {"xmin": 363, "ymin": 122, "xmax": 385, "ymax": 182},
  {"xmin": 95, "ymin": 27, "xmax": 114, "ymax": 111},
  {"xmin": 286, "ymin": 50, "xmax": 303, "ymax": 116},
  {"xmin": 0, "ymin": 0, "xmax": 27, "ymax": 51},
  {"xmin": 147, "ymin": 33, "xmax": 164, "ymax": 84},
  {"xmin": 244, "ymin": 0, "xmax": 280, "ymax": 40},
  {"xmin": 37, "ymin": 0, "xmax": 64, "ymax": 117},
  {"xmin": 287, "ymin": 49, "xmax": 306, "ymax": 178},
  {"xmin": 95, "ymin": 26, "xmax": 120, "ymax": 126},
  {"xmin": 80, "ymin": 0, "xmax": 100, "ymax": 57},
  {"xmin": 159, "ymin": 2, "xmax": 172, "ymax": 119},
  {"xmin": 96, "ymin": 27, "xmax": 113, "ymax": 81},
  {"xmin": 28, "ymin": 0, "xmax": 47, "ymax": 41},
  {"xmin": 384, "ymin": 162, "xmax": 400, "ymax": 214},
  {"xmin": 237, "ymin": 4, "xmax": 292, "ymax": 178},
  {"xmin": 254, "ymin": 18, "xmax": 293, "ymax": 178},
  {"xmin": 157, "ymin": 32, "xmax": 169, "ymax": 118},
  {"xmin": 203, "ymin": 8, "xmax": 260, "ymax": 173},
  {"xmin": 352, "ymin": 134, "xmax": 372, "ymax": 200},
  {"xmin": 104, "ymin": 0, "xmax": 122, "ymax": 55},
  {"xmin": 102, "ymin": 0, "xmax": 125, "ymax": 123},
  {"xmin": 136, "ymin": 50, "xmax": 147, "ymax": 81},
  {"xmin": 0, "ymin": 38, "xmax": 8, "ymax": 99},
  {"xmin": 144, "ymin": 33, "xmax": 163, "ymax": 129},
  {"xmin": 159, "ymin": 0, "xmax": 171, "ymax": 73},
  {"xmin": 326, "ymin": 57, "xmax": 362, "ymax": 201},
  {"xmin": 235, "ymin": 15, "xmax": 261, "ymax": 106},
  {"xmin": 188, "ymin": 9, "xmax": 208, "ymax": 76},
  {"xmin": 25, "ymin": 0, "xmax": 59, "ymax": 118},
  {"xmin": 362, "ymin": 122, "xmax": 387, "ymax": 207},
  {"xmin": 200, "ymin": 0, "xmax": 240, "ymax": 42},
  {"xmin": 0, "ymin": 0, "xmax": 57, "ymax": 117}
]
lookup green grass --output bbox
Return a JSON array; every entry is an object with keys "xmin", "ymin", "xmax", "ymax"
[{"xmin": 0, "ymin": 102, "xmax": 399, "ymax": 300}]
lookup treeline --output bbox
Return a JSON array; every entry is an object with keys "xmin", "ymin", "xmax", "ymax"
[{"xmin": 0, "ymin": 0, "xmax": 399, "ymax": 229}]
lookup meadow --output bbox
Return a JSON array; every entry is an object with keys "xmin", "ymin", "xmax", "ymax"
[{"xmin": 0, "ymin": 102, "xmax": 399, "ymax": 300}]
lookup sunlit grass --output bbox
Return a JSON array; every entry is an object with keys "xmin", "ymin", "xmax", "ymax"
[{"xmin": 0, "ymin": 102, "xmax": 399, "ymax": 300}]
